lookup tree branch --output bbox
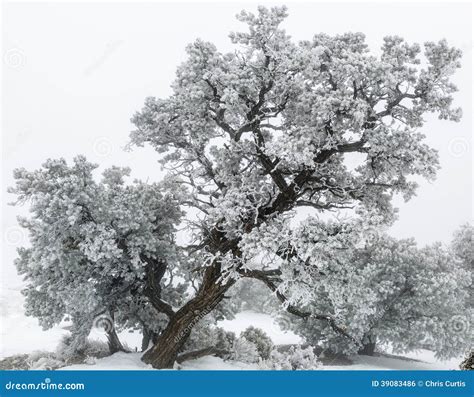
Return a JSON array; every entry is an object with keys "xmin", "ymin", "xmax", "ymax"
[
  {"xmin": 237, "ymin": 268, "xmax": 358, "ymax": 344},
  {"xmin": 176, "ymin": 347, "xmax": 229, "ymax": 364},
  {"xmin": 141, "ymin": 256, "xmax": 176, "ymax": 318}
]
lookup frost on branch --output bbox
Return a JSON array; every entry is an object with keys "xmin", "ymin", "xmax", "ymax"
[{"xmin": 130, "ymin": 6, "xmax": 462, "ymax": 246}]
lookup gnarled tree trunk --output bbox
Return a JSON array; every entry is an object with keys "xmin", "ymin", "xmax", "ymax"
[
  {"xmin": 105, "ymin": 312, "xmax": 126, "ymax": 354},
  {"xmin": 106, "ymin": 327, "xmax": 126, "ymax": 354},
  {"xmin": 141, "ymin": 329, "xmax": 152, "ymax": 353},
  {"xmin": 460, "ymin": 350, "xmax": 473, "ymax": 370},
  {"xmin": 141, "ymin": 327, "xmax": 159, "ymax": 352},
  {"xmin": 141, "ymin": 264, "xmax": 234, "ymax": 368}
]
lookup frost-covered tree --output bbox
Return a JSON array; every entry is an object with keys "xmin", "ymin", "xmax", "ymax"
[
  {"xmin": 9, "ymin": 156, "xmax": 185, "ymax": 354},
  {"xmin": 289, "ymin": 233, "xmax": 472, "ymax": 359},
  {"xmin": 11, "ymin": 5, "xmax": 463, "ymax": 368},
  {"xmin": 128, "ymin": 6, "xmax": 462, "ymax": 367}
]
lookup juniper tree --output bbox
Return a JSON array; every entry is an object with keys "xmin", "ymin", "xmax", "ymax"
[
  {"xmin": 9, "ymin": 157, "xmax": 185, "ymax": 354},
  {"xmin": 288, "ymin": 233, "xmax": 472, "ymax": 358},
  {"xmin": 129, "ymin": 6, "xmax": 462, "ymax": 367}
]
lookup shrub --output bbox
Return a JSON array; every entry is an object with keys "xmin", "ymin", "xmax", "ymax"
[
  {"xmin": 232, "ymin": 337, "xmax": 260, "ymax": 364},
  {"xmin": 27, "ymin": 351, "xmax": 64, "ymax": 370},
  {"xmin": 56, "ymin": 335, "xmax": 110, "ymax": 364},
  {"xmin": 240, "ymin": 326, "xmax": 273, "ymax": 360},
  {"xmin": 260, "ymin": 345, "xmax": 320, "ymax": 370}
]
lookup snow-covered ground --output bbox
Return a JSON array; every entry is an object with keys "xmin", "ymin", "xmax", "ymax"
[
  {"xmin": 0, "ymin": 286, "xmax": 69, "ymax": 358},
  {"xmin": 0, "ymin": 286, "xmax": 462, "ymax": 370},
  {"xmin": 323, "ymin": 351, "xmax": 460, "ymax": 371},
  {"xmin": 61, "ymin": 353, "xmax": 256, "ymax": 371},
  {"xmin": 59, "ymin": 349, "xmax": 460, "ymax": 371}
]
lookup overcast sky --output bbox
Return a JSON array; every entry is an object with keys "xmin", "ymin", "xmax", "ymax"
[{"xmin": 2, "ymin": 1, "xmax": 472, "ymax": 286}]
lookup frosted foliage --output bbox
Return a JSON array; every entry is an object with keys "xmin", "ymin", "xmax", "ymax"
[
  {"xmin": 183, "ymin": 320, "xmax": 235, "ymax": 354},
  {"xmin": 55, "ymin": 335, "xmax": 109, "ymax": 363},
  {"xmin": 451, "ymin": 223, "xmax": 473, "ymax": 270},
  {"xmin": 9, "ymin": 156, "xmax": 184, "ymax": 342},
  {"xmin": 292, "ymin": 234, "xmax": 472, "ymax": 359},
  {"xmin": 240, "ymin": 326, "xmax": 273, "ymax": 359},
  {"xmin": 131, "ymin": 6, "xmax": 461, "ymax": 246},
  {"xmin": 239, "ymin": 215, "xmax": 381, "ymax": 308},
  {"xmin": 451, "ymin": 224, "xmax": 474, "ymax": 309},
  {"xmin": 260, "ymin": 346, "xmax": 320, "ymax": 370},
  {"xmin": 232, "ymin": 337, "xmax": 260, "ymax": 364}
]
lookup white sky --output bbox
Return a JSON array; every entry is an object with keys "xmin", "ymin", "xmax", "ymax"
[{"xmin": 1, "ymin": 1, "xmax": 472, "ymax": 286}]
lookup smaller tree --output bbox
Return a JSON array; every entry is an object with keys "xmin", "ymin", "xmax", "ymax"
[
  {"xmin": 9, "ymin": 156, "xmax": 185, "ymax": 354},
  {"xmin": 288, "ymin": 231, "xmax": 472, "ymax": 358}
]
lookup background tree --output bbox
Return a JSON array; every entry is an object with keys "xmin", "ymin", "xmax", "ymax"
[
  {"xmin": 226, "ymin": 278, "xmax": 280, "ymax": 314},
  {"xmin": 129, "ymin": 6, "xmax": 462, "ymax": 368},
  {"xmin": 287, "ymin": 233, "xmax": 472, "ymax": 359},
  {"xmin": 451, "ymin": 223, "xmax": 473, "ymax": 271},
  {"xmin": 450, "ymin": 223, "xmax": 473, "ymax": 368},
  {"xmin": 9, "ymin": 157, "xmax": 185, "ymax": 354}
]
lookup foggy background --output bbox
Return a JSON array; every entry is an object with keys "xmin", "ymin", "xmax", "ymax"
[{"xmin": 2, "ymin": 1, "xmax": 472, "ymax": 290}]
